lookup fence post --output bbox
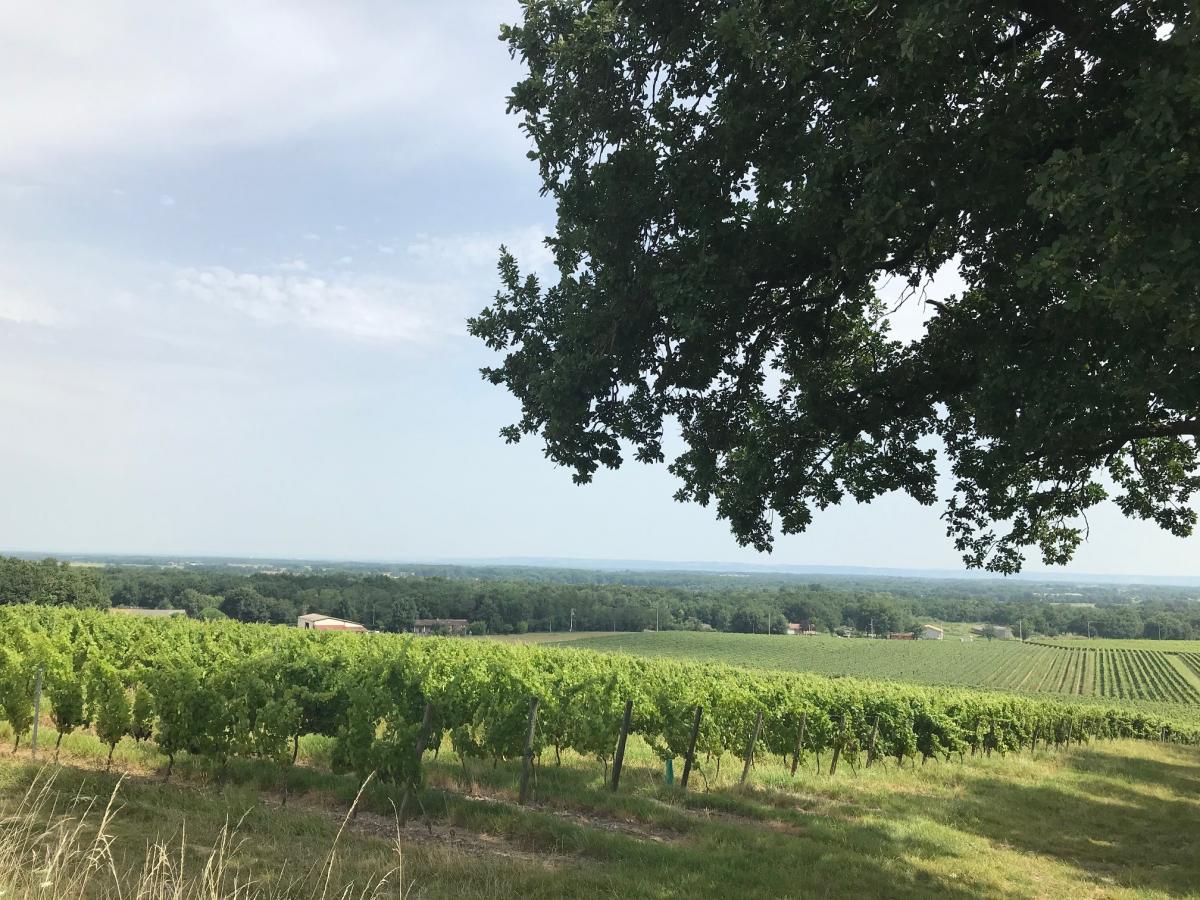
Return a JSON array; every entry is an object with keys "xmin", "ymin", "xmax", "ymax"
[
  {"xmin": 791, "ymin": 712, "xmax": 808, "ymax": 777},
  {"xmin": 829, "ymin": 714, "xmax": 847, "ymax": 776},
  {"xmin": 610, "ymin": 699, "xmax": 633, "ymax": 793},
  {"xmin": 681, "ymin": 705, "xmax": 703, "ymax": 791},
  {"xmin": 866, "ymin": 716, "xmax": 880, "ymax": 768},
  {"xmin": 518, "ymin": 697, "xmax": 540, "ymax": 805},
  {"xmin": 30, "ymin": 666, "xmax": 43, "ymax": 759},
  {"xmin": 740, "ymin": 710, "xmax": 764, "ymax": 785}
]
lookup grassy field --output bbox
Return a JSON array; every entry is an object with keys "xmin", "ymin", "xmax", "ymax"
[
  {"xmin": 3, "ymin": 718, "xmax": 1200, "ymax": 898},
  {"xmin": 555, "ymin": 631, "xmax": 1200, "ymax": 710}
]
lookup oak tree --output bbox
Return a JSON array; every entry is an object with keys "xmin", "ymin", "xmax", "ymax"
[{"xmin": 471, "ymin": 0, "xmax": 1199, "ymax": 571}]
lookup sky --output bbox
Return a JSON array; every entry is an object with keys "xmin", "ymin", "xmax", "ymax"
[{"xmin": 1, "ymin": 1, "xmax": 1196, "ymax": 578}]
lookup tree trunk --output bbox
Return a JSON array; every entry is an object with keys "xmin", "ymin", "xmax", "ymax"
[
  {"xmin": 54, "ymin": 731, "xmax": 64, "ymax": 762},
  {"xmin": 106, "ymin": 743, "xmax": 115, "ymax": 772},
  {"xmin": 292, "ymin": 733, "xmax": 300, "ymax": 765}
]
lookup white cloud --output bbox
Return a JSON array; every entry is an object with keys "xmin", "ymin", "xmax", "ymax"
[
  {"xmin": 0, "ymin": 291, "xmax": 66, "ymax": 327},
  {"xmin": 0, "ymin": 1, "xmax": 523, "ymax": 173},
  {"xmin": 171, "ymin": 265, "xmax": 454, "ymax": 343},
  {"xmin": 159, "ymin": 194, "xmax": 175, "ymax": 207}
]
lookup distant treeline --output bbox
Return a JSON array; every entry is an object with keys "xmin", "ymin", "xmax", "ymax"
[
  {"xmin": 1, "ymin": 555, "xmax": 1198, "ymax": 640},
  {"xmin": 0, "ymin": 557, "xmax": 108, "ymax": 610}
]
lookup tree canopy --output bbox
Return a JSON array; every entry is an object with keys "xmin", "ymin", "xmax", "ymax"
[{"xmin": 469, "ymin": 0, "xmax": 1199, "ymax": 572}]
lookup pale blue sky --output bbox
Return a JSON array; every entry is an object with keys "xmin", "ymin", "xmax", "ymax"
[{"xmin": 1, "ymin": 1, "xmax": 1196, "ymax": 577}]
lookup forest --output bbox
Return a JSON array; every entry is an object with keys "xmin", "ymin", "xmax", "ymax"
[{"xmin": 1, "ymin": 555, "xmax": 1198, "ymax": 641}]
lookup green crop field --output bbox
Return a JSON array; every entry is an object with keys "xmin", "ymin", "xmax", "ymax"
[
  {"xmin": 1030, "ymin": 636, "xmax": 1200, "ymax": 653},
  {"xmin": 557, "ymin": 632, "xmax": 1200, "ymax": 709}
]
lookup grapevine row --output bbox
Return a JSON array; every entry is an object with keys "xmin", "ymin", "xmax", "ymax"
[{"xmin": 0, "ymin": 607, "xmax": 1192, "ymax": 796}]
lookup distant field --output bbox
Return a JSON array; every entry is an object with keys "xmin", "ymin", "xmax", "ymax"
[
  {"xmin": 480, "ymin": 630, "xmax": 621, "ymax": 644},
  {"xmin": 1030, "ymin": 636, "xmax": 1200, "ymax": 653},
  {"xmin": 556, "ymin": 631, "xmax": 1200, "ymax": 708}
]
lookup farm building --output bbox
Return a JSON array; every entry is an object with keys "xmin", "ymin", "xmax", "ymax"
[
  {"xmin": 785, "ymin": 621, "xmax": 818, "ymax": 636},
  {"xmin": 110, "ymin": 607, "xmax": 186, "ymax": 618},
  {"xmin": 296, "ymin": 613, "xmax": 366, "ymax": 632},
  {"xmin": 971, "ymin": 625, "xmax": 1015, "ymax": 640},
  {"xmin": 887, "ymin": 632, "xmax": 916, "ymax": 640},
  {"xmin": 412, "ymin": 618, "xmax": 470, "ymax": 636},
  {"xmin": 919, "ymin": 624, "xmax": 945, "ymax": 640}
]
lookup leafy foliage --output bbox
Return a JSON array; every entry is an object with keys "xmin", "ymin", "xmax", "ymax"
[
  {"xmin": 87, "ymin": 659, "xmax": 131, "ymax": 769},
  {"xmin": 471, "ymin": 0, "xmax": 1200, "ymax": 573}
]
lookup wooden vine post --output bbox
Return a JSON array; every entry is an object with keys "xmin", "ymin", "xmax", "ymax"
[
  {"xmin": 680, "ymin": 705, "xmax": 703, "ymax": 791},
  {"xmin": 740, "ymin": 710, "xmax": 764, "ymax": 785},
  {"xmin": 790, "ymin": 712, "xmax": 808, "ymax": 777},
  {"xmin": 30, "ymin": 666, "xmax": 43, "ymax": 758},
  {"xmin": 866, "ymin": 716, "xmax": 880, "ymax": 768},
  {"xmin": 518, "ymin": 697, "xmax": 540, "ymax": 805},
  {"xmin": 610, "ymin": 699, "xmax": 633, "ymax": 793},
  {"xmin": 829, "ymin": 714, "xmax": 847, "ymax": 776},
  {"xmin": 398, "ymin": 702, "xmax": 435, "ymax": 825}
]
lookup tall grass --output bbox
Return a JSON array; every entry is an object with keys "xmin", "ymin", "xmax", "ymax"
[{"xmin": 0, "ymin": 769, "xmax": 408, "ymax": 899}]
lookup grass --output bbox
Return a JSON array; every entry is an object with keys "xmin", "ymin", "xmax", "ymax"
[{"xmin": 2, "ymin": 719, "xmax": 1199, "ymax": 898}]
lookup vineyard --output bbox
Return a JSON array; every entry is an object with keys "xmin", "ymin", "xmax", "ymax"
[
  {"xmin": 561, "ymin": 632, "xmax": 1200, "ymax": 707},
  {"xmin": 0, "ymin": 608, "xmax": 1193, "ymax": 809}
]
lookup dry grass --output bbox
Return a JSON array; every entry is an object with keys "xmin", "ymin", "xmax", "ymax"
[{"xmin": 0, "ymin": 769, "xmax": 411, "ymax": 900}]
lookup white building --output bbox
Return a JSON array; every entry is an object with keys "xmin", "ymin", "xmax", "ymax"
[
  {"xmin": 920, "ymin": 624, "xmax": 945, "ymax": 640},
  {"xmin": 297, "ymin": 612, "xmax": 366, "ymax": 632}
]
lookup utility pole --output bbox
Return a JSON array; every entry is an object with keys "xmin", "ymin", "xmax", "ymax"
[
  {"xmin": 656, "ymin": 603, "xmax": 660, "ymax": 633},
  {"xmin": 1019, "ymin": 620, "xmax": 1024, "ymax": 641},
  {"xmin": 870, "ymin": 617, "xmax": 874, "ymax": 638},
  {"xmin": 570, "ymin": 608, "xmax": 575, "ymax": 632}
]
